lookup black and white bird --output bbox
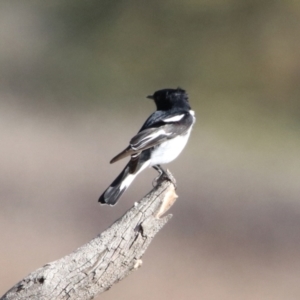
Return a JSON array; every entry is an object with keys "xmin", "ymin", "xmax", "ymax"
[{"xmin": 99, "ymin": 88, "xmax": 195, "ymax": 206}]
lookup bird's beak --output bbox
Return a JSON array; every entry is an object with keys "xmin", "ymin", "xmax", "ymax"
[{"xmin": 147, "ymin": 95, "xmax": 154, "ymax": 99}]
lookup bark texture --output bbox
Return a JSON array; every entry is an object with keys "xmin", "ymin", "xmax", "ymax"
[{"xmin": 1, "ymin": 173, "xmax": 177, "ymax": 300}]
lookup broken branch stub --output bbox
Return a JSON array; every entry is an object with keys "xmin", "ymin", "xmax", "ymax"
[{"xmin": 1, "ymin": 172, "xmax": 177, "ymax": 300}]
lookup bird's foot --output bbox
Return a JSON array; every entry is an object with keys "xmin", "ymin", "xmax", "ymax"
[{"xmin": 152, "ymin": 165, "xmax": 177, "ymax": 189}]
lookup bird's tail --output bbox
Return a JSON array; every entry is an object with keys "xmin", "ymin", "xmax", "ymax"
[{"xmin": 98, "ymin": 164, "xmax": 137, "ymax": 206}]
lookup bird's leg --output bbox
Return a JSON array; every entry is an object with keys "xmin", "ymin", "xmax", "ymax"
[{"xmin": 152, "ymin": 165, "xmax": 177, "ymax": 188}]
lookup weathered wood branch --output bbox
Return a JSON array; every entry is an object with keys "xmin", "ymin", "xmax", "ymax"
[{"xmin": 1, "ymin": 173, "xmax": 177, "ymax": 300}]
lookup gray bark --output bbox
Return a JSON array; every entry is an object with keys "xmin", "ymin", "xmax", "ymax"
[{"xmin": 1, "ymin": 174, "xmax": 177, "ymax": 300}]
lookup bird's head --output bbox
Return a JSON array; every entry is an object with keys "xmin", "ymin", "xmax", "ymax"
[{"xmin": 147, "ymin": 87, "xmax": 190, "ymax": 111}]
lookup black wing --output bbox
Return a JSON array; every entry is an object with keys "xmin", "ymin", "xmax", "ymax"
[{"xmin": 110, "ymin": 110, "xmax": 194, "ymax": 164}]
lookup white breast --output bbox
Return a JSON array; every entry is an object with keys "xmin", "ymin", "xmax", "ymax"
[
  {"xmin": 149, "ymin": 127, "xmax": 193, "ymax": 166},
  {"xmin": 149, "ymin": 109, "xmax": 195, "ymax": 166}
]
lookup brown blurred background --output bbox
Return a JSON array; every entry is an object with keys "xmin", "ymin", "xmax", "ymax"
[{"xmin": 1, "ymin": 1, "xmax": 300, "ymax": 299}]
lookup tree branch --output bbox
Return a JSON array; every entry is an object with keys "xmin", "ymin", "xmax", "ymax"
[{"xmin": 1, "ymin": 172, "xmax": 177, "ymax": 300}]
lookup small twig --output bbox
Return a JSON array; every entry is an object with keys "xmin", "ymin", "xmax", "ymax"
[{"xmin": 1, "ymin": 171, "xmax": 178, "ymax": 300}]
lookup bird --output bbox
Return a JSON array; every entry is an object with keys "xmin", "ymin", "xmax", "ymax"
[{"xmin": 99, "ymin": 87, "xmax": 195, "ymax": 206}]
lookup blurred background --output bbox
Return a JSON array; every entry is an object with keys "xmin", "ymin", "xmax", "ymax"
[{"xmin": 1, "ymin": 1, "xmax": 300, "ymax": 299}]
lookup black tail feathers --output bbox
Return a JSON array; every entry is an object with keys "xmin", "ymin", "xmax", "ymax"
[{"xmin": 99, "ymin": 165, "xmax": 136, "ymax": 206}]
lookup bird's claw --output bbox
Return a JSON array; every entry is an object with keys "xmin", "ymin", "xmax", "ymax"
[{"xmin": 152, "ymin": 165, "xmax": 177, "ymax": 189}]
